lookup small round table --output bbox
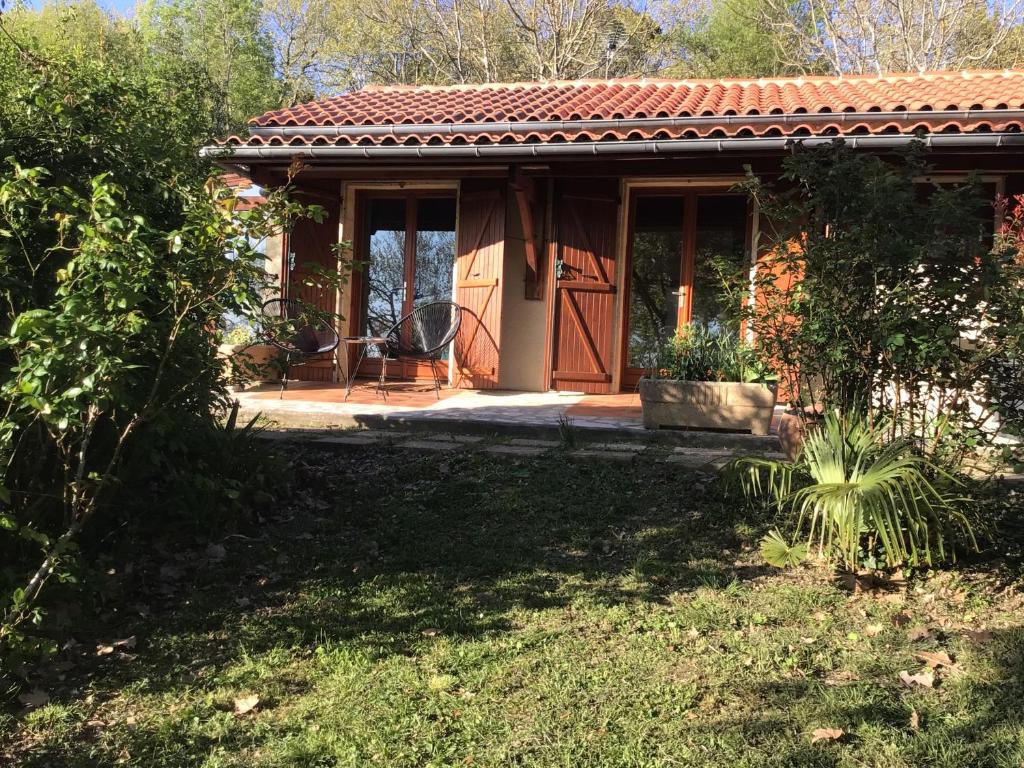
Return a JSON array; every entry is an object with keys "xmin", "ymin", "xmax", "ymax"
[{"xmin": 342, "ymin": 336, "xmax": 390, "ymax": 400}]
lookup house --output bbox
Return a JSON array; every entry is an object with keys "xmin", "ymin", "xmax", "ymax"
[{"xmin": 202, "ymin": 71, "xmax": 1024, "ymax": 397}]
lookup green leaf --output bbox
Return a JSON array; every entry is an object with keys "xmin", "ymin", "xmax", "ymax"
[{"xmin": 759, "ymin": 530, "xmax": 807, "ymax": 568}]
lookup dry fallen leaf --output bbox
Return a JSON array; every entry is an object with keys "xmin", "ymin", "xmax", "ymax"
[
  {"xmin": 421, "ymin": 628, "xmax": 441, "ymax": 637},
  {"xmin": 97, "ymin": 636, "xmax": 136, "ymax": 656},
  {"xmin": 878, "ymin": 591, "xmax": 905, "ymax": 604},
  {"xmin": 899, "ymin": 670, "xmax": 935, "ymax": 688},
  {"xmin": 907, "ymin": 626, "xmax": 932, "ymax": 642},
  {"xmin": 892, "ymin": 612, "xmax": 912, "ymax": 628},
  {"xmin": 233, "ymin": 695, "xmax": 260, "ymax": 715},
  {"xmin": 909, "ymin": 709, "xmax": 920, "ymax": 730},
  {"xmin": 963, "ymin": 629, "xmax": 993, "ymax": 645},
  {"xmin": 18, "ymin": 689, "xmax": 49, "ymax": 708},
  {"xmin": 915, "ymin": 650, "xmax": 954, "ymax": 669},
  {"xmin": 811, "ymin": 727, "xmax": 844, "ymax": 743},
  {"xmin": 865, "ymin": 623, "xmax": 885, "ymax": 637}
]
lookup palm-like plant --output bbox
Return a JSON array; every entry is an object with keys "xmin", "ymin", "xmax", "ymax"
[{"xmin": 730, "ymin": 410, "xmax": 976, "ymax": 571}]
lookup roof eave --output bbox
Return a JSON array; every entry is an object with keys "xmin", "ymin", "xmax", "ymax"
[
  {"xmin": 246, "ymin": 108, "xmax": 1024, "ymax": 139},
  {"xmin": 201, "ymin": 132, "xmax": 1024, "ymax": 164}
]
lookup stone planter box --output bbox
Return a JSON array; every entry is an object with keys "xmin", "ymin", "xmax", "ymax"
[
  {"xmin": 639, "ymin": 379, "xmax": 778, "ymax": 435},
  {"xmin": 218, "ymin": 343, "xmax": 283, "ymax": 384}
]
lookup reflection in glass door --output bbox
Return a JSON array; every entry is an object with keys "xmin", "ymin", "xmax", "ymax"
[
  {"xmin": 361, "ymin": 196, "xmax": 456, "ymax": 336},
  {"xmin": 623, "ymin": 190, "xmax": 749, "ymax": 386},
  {"xmin": 691, "ymin": 195, "xmax": 749, "ymax": 333},
  {"xmin": 414, "ymin": 198, "xmax": 457, "ymax": 308},
  {"xmin": 364, "ymin": 198, "xmax": 408, "ymax": 336},
  {"xmin": 626, "ymin": 196, "xmax": 685, "ymax": 368},
  {"xmin": 359, "ymin": 194, "xmax": 457, "ymax": 375}
]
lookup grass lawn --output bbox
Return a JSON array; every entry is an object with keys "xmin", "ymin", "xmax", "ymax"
[{"xmin": 2, "ymin": 442, "xmax": 1023, "ymax": 767}]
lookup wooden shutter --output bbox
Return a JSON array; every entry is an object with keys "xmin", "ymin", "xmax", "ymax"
[
  {"xmin": 287, "ymin": 196, "xmax": 340, "ymax": 382},
  {"xmin": 550, "ymin": 184, "xmax": 619, "ymax": 394},
  {"xmin": 453, "ymin": 182, "xmax": 504, "ymax": 389}
]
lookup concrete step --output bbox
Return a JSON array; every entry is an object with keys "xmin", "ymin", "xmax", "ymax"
[{"xmin": 245, "ymin": 408, "xmax": 782, "ymax": 455}]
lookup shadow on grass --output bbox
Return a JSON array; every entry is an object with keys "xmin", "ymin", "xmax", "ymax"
[
  {"xmin": 21, "ymin": 446, "xmax": 761, "ymax": 693},
  {"xmin": 694, "ymin": 624, "xmax": 1024, "ymax": 767},
  {"xmin": 9, "ymin": 443, "xmax": 1022, "ymax": 767}
]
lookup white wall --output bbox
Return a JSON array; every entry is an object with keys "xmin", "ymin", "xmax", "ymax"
[{"xmin": 498, "ymin": 197, "xmax": 549, "ymax": 391}]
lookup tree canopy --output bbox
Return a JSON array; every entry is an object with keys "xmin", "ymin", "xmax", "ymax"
[{"xmin": 6, "ymin": 0, "xmax": 1024, "ymax": 132}]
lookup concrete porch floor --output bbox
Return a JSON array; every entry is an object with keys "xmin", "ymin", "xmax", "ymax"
[
  {"xmin": 234, "ymin": 381, "xmax": 786, "ymax": 453},
  {"xmin": 236, "ymin": 380, "xmax": 646, "ymax": 431}
]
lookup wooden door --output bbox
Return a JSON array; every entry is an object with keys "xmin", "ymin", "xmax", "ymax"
[
  {"xmin": 550, "ymin": 185, "xmax": 619, "ymax": 393},
  {"xmin": 453, "ymin": 181, "xmax": 504, "ymax": 389},
  {"xmin": 287, "ymin": 196, "xmax": 340, "ymax": 382}
]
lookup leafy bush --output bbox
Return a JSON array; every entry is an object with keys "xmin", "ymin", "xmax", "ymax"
[
  {"xmin": 222, "ymin": 324, "xmax": 257, "ymax": 347},
  {"xmin": 989, "ymin": 194, "xmax": 1024, "ymax": 466},
  {"xmin": 0, "ymin": 29, "xmax": 321, "ymax": 662},
  {"xmin": 728, "ymin": 141, "xmax": 1023, "ymax": 468},
  {"xmin": 118, "ymin": 403, "xmax": 280, "ymax": 533},
  {"xmin": 730, "ymin": 410, "xmax": 977, "ymax": 572},
  {"xmin": 653, "ymin": 324, "xmax": 775, "ymax": 384}
]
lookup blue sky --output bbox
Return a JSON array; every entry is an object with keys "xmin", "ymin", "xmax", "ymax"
[{"xmin": 19, "ymin": 0, "xmax": 137, "ymax": 16}]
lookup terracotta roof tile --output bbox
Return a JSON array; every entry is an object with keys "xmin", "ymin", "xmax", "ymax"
[{"xmin": 224, "ymin": 70, "xmax": 1024, "ymax": 148}]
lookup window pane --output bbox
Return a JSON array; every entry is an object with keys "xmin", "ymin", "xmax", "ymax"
[
  {"xmin": 363, "ymin": 199, "xmax": 406, "ymax": 336},
  {"xmin": 627, "ymin": 196, "xmax": 684, "ymax": 367},
  {"xmin": 691, "ymin": 195, "xmax": 747, "ymax": 334},
  {"xmin": 414, "ymin": 198, "xmax": 457, "ymax": 306},
  {"xmin": 414, "ymin": 198, "xmax": 457, "ymax": 360}
]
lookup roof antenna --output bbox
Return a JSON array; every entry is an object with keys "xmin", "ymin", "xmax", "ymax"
[{"xmin": 604, "ymin": 21, "xmax": 625, "ymax": 78}]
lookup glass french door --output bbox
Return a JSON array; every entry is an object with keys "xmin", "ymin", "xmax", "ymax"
[
  {"xmin": 622, "ymin": 190, "xmax": 749, "ymax": 386},
  {"xmin": 356, "ymin": 193, "xmax": 457, "ymax": 377}
]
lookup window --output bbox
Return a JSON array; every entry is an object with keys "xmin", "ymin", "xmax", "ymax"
[
  {"xmin": 626, "ymin": 196, "xmax": 685, "ymax": 367},
  {"xmin": 690, "ymin": 195, "xmax": 748, "ymax": 333},
  {"xmin": 625, "ymin": 191, "xmax": 749, "ymax": 371},
  {"xmin": 360, "ymin": 195, "xmax": 457, "ymax": 338}
]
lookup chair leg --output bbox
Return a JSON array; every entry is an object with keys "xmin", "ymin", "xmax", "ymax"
[
  {"xmin": 377, "ymin": 347, "xmax": 389, "ymax": 400},
  {"xmin": 429, "ymin": 358, "xmax": 441, "ymax": 400},
  {"xmin": 279, "ymin": 354, "xmax": 291, "ymax": 399},
  {"xmin": 332, "ymin": 347, "xmax": 344, "ymax": 386}
]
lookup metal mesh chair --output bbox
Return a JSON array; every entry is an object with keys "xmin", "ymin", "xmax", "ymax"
[
  {"xmin": 261, "ymin": 298, "xmax": 341, "ymax": 397},
  {"xmin": 346, "ymin": 300, "xmax": 461, "ymax": 399}
]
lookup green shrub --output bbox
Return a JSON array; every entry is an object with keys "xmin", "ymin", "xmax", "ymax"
[
  {"xmin": 653, "ymin": 324, "xmax": 775, "ymax": 384},
  {"xmin": 728, "ymin": 141, "xmax": 1023, "ymax": 470},
  {"xmin": 730, "ymin": 410, "xmax": 977, "ymax": 572},
  {"xmin": 0, "ymin": 30, "xmax": 321, "ymax": 664},
  {"xmin": 222, "ymin": 324, "xmax": 256, "ymax": 347}
]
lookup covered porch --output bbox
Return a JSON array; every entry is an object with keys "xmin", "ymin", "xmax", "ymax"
[{"xmin": 235, "ymin": 381, "xmax": 646, "ymax": 432}]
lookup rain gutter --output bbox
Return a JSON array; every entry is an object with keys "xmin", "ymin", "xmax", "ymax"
[{"xmin": 201, "ymin": 133, "xmax": 1024, "ymax": 162}]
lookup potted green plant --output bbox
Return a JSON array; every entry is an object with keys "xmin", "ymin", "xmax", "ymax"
[
  {"xmin": 218, "ymin": 325, "xmax": 283, "ymax": 384},
  {"xmin": 639, "ymin": 324, "xmax": 778, "ymax": 434}
]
